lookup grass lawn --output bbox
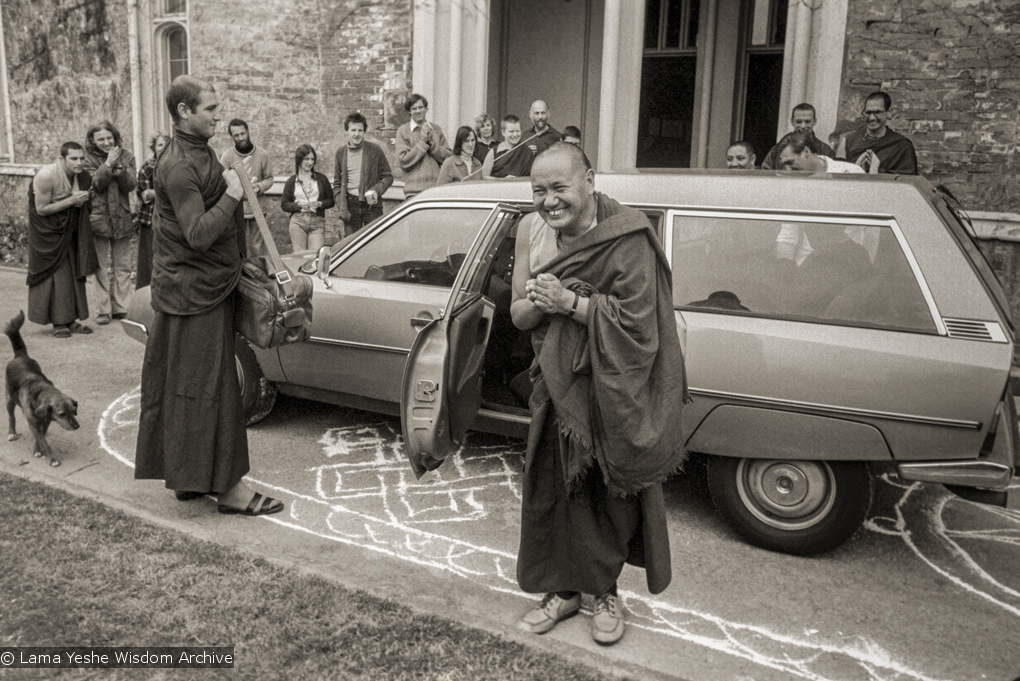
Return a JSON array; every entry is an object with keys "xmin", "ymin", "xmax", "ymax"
[{"xmin": 0, "ymin": 472, "xmax": 623, "ymax": 680}]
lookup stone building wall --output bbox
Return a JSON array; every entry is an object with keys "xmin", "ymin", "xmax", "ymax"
[
  {"xmin": 2, "ymin": 0, "xmax": 133, "ymax": 163},
  {"xmin": 838, "ymin": 0, "xmax": 1019, "ymax": 214},
  {"xmin": 0, "ymin": 0, "xmax": 414, "ymax": 248},
  {"xmin": 192, "ymin": 0, "xmax": 413, "ymax": 180}
]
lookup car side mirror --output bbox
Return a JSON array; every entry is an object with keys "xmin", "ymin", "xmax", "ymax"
[{"xmin": 316, "ymin": 246, "xmax": 332, "ymax": 289}]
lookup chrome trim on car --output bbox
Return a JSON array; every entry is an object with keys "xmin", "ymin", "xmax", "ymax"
[
  {"xmin": 668, "ymin": 208, "xmax": 896, "ymax": 226},
  {"xmin": 120, "ymin": 319, "xmax": 148, "ymax": 344},
  {"xmin": 689, "ymin": 387, "xmax": 982, "ymax": 429},
  {"xmin": 663, "ymin": 209, "xmax": 947, "ymax": 336},
  {"xmin": 888, "ymin": 219, "xmax": 948, "ymax": 336},
  {"xmin": 327, "ymin": 200, "xmax": 502, "ymax": 274},
  {"xmin": 943, "ymin": 318, "xmax": 1009, "ymax": 343},
  {"xmin": 476, "ymin": 407, "xmax": 530, "ymax": 425},
  {"xmin": 896, "ymin": 461, "xmax": 1013, "ymax": 489},
  {"xmin": 307, "ymin": 337, "xmax": 410, "ymax": 354}
]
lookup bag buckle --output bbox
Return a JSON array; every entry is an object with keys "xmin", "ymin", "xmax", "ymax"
[{"xmin": 275, "ymin": 270, "xmax": 292, "ymax": 286}]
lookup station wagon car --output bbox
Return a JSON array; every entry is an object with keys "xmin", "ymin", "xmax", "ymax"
[{"xmin": 125, "ymin": 170, "xmax": 1019, "ymax": 555}]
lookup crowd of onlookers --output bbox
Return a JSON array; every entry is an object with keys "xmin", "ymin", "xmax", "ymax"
[
  {"xmin": 725, "ymin": 90, "xmax": 918, "ymax": 177},
  {"xmin": 25, "ymin": 88, "xmax": 917, "ymax": 341}
]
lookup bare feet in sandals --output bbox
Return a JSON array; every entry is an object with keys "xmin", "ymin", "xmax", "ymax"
[{"xmin": 216, "ymin": 481, "xmax": 284, "ymax": 516}]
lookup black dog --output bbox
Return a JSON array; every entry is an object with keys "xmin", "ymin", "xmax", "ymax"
[{"xmin": 4, "ymin": 311, "xmax": 79, "ymax": 467}]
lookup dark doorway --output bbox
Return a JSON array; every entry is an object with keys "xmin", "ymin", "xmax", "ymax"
[
  {"xmin": 734, "ymin": 0, "xmax": 788, "ymax": 164},
  {"xmin": 637, "ymin": 56, "xmax": 697, "ymax": 168},
  {"xmin": 637, "ymin": 0, "xmax": 700, "ymax": 168},
  {"xmin": 740, "ymin": 53, "xmax": 784, "ymax": 165}
]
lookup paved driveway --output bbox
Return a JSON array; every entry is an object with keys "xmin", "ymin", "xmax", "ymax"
[{"xmin": 1, "ymin": 269, "xmax": 1017, "ymax": 681}]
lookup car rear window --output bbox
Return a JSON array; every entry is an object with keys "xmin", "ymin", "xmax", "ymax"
[
  {"xmin": 671, "ymin": 214, "xmax": 938, "ymax": 333},
  {"xmin": 334, "ymin": 207, "xmax": 492, "ymax": 287}
]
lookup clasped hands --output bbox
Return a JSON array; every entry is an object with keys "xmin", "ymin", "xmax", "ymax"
[
  {"xmin": 69, "ymin": 190, "xmax": 90, "ymax": 207},
  {"xmin": 526, "ymin": 273, "xmax": 573, "ymax": 315},
  {"xmin": 855, "ymin": 149, "xmax": 881, "ymax": 173},
  {"xmin": 105, "ymin": 146, "xmax": 123, "ymax": 172}
]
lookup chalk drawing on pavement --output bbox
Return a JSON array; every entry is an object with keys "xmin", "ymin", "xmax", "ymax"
[
  {"xmin": 101, "ymin": 386, "xmax": 956, "ymax": 681},
  {"xmin": 865, "ymin": 473, "xmax": 1020, "ymax": 618}
]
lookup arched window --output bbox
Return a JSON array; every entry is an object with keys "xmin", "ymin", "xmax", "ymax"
[{"xmin": 166, "ymin": 26, "xmax": 188, "ymax": 82}]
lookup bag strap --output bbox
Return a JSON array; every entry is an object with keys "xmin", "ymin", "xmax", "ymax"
[{"xmin": 231, "ymin": 162, "xmax": 297, "ymax": 300}]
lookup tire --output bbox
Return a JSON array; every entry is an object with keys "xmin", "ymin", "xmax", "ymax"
[
  {"xmin": 707, "ymin": 456, "xmax": 873, "ymax": 556},
  {"xmin": 234, "ymin": 333, "xmax": 277, "ymax": 426}
]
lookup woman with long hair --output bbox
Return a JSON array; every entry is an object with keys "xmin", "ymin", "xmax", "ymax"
[
  {"xmin": 83, "ymin": 120, "xmax": 137, "ymax": 325},
  {"xmin": 473, "ymin": 113, "xmax": 497, "ymax": 166},
  {"xmin": 134, "ymin": 131, "xmax": 170, "ymax": 289},
  {"xmin": 437, "ymin": 126, "xmax": 479, "ymax": 185},
  {"xmin": 280, "ymin": 145, "xmax": 335, "ymax": 252}
]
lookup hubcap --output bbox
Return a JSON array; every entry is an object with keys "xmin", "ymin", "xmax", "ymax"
[{"xmin": 737, "ymin": 459, "xmax": 836, "ymax": 530}]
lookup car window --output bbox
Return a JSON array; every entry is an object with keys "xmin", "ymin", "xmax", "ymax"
[
  {"xmin": 333, "ymin": 207, "xmax": 493, "ymax": 288},
  {"xmin": 671, "ymin": 214, "xmax": 937, "ymax": 333}
]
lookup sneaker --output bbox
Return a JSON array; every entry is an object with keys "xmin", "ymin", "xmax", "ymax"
[
  {"xmin": 591, "ymin": 593, "xmax": 625, "ymax": 645},
  {"xmin": 516, "ymin": 593, "xmax": 581, "ymax": 634},
  {"xmin": 112, "ymin": 312, "xmax": 127, "ymax": 320}
]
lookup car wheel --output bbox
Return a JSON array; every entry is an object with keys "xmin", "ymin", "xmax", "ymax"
[
  {"xmin": 234, "ymin": 333, "xmax": 277, "ymax": 426},
  {"xmin": 707, "ymin": 456, "xmax": 873, "ymax": 556}
]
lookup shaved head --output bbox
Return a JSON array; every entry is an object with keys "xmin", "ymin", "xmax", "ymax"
[
  {"xmin": 534, "ymin": 141, "xmax": 591, "ymax": 175},
  {"xmin": 529, "ymin": 100, "xmax": 550, "ymax": 133},
  {"xmin": 530, "ymin": 142, "xmax": 596, "ymax": 237}
]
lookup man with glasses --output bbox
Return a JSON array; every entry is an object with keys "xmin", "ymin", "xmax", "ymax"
[
  {"xmin": 396, "ymin": 93, "xmax": 452, "ymax": 199},
  {"xmin": 840, "ymin": 91, "xmax": 918, "ymax": 175}
]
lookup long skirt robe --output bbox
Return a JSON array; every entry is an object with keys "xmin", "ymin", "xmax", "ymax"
[{"xmin": 134, "ymin": 292, "xmax": 249, "ymax": 493}]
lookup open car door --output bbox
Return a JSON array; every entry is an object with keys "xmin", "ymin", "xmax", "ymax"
[{"xmin": 401, "ymin": 205, "xmax": 521, "ymax": 478}]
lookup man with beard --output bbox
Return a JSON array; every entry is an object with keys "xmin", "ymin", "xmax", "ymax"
[
  {"xmin": 219, "ymin": 118, "xmax": 274, "ymax": 254},
  {"xmin": 524, "ymin": 100, "xmax": 562, "ymax": 162},
  {"xmin": 510, "ymin": 142, "xmax": 687, "ymax": 645},
  {"xmin": 481, "ymin": 115, "xmax": 529, "ymax": 179},
  {"xmin": 840, "ymin": 91, "xmax": 918, "ymax": 175},
  {"xmin": 135, "ymin": 75, "xmax": 284, "ymax": 517},
  {"xmin": 27, "ymin": 142, "xmax": 96, "ymax": 338}
]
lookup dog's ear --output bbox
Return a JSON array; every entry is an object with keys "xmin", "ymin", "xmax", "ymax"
[{"xmin": 34, "ymin": 402, "xmax": 51, "ymax": 421}]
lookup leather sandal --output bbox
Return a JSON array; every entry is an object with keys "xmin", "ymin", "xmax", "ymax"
[
  {"xmin": 218, "ymin": 492, "xmax": 284, "ymax": 516},
  {"xmin": 175, "ymin": 491, "xmax": 204, "ymax": 501},
  {"xmin": 52, "ymin": 326, "xmax": 71, "ymax": 338},
  {"xmin": 68, "ymin": 322, "xmax": 93, "ymax": 334},
  {"xmin": 96, "ymin": 314, "xmax": 111, "ymax": 325}
]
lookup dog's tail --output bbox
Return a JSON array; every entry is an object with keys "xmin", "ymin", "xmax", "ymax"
[{"xmin": 4, "ymin": 310, "xmax": 27, "ymax": 358}]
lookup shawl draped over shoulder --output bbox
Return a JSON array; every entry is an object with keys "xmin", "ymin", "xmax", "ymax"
[
  {"xmin": 491, "ymin": 143, "xmax": 534, "ymax": 178},
  {"xmin": 527, "ymin": 193, "xmax": 689, "ymax": 497},
  {"xmin": 27, "ymin": 163, "xmax": 97, "ymax": 288},
  {"xmin": 844, "ymin": 128, "xmax": 918, "ymax": 175}
]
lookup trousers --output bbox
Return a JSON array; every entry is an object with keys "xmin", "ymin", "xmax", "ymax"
[{"xmin": 91, "ymin": 234, "xmax": 134, "ymax": 316}]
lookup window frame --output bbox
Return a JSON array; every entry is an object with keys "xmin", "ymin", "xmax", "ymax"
[
  {"xmin": 664, "ymin": 207, "xmax": 947, "ymax": 335},
  {"xmin": 328, "ymin": 201, "xmax": 501, "ymax": 293}
]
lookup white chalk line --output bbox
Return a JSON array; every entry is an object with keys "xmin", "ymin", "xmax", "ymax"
[
  {"xmin": 99, "ymin": 387, "xmax": 950, "ymax": 681},
  {"xmin": 864, "ymin": 474, "xmax": 1020, "ymax": 618}
]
